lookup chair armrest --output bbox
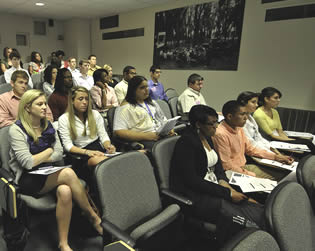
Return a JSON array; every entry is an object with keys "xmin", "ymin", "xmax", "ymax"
[
  {"xmin": 101, "ymin": 219, "xmax": 136, "ymax": 247},
  {"xmin": 0, "ymin": 168, "xmax": 15, "ymax": 183},
  {"xmin": 66, "ymin": 152, "xmax": 87, "ymax": 160},
  {"xmin": 111, "ymin": 137, "xmax": 144, "ymax": 151},
  {"xmin": 161, "ymin": 189, "xmax": 193, "ymax": 206}
]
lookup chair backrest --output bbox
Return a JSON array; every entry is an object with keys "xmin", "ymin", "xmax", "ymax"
[
  {"xmin": 107, "ymin": 106, "xmax": 117, "ymax": 137},
  {"xmin": 0, "ymin": 75, "xmax": 6, "ymax": 84},
  {"xmin": 165, "ymin": 88, "xmax": 179, "ymax": 100},
  {"xmin": 155, "ymin": 99, "xmax": 172, "ymax": 119},
  {"xmin": 0, "ymin": 83, "xmax": 12, "ymax": 94},
  {"xmin": 0, "ymin": 126, "xmax": 12, "ymax": 172},
  {"xmin": 220, "ymin": 228, "xmax": 280, "ymax": 251},
  {"xmin": 265, "ymin": 182, "xmax": 314, "ymax": 251},
  {"xmin": 152, "ymin": 136, "xmax": 180, "ymax": 190},
  {"xmin": 168, "ymin": 96, "xmax": 178, "ymax": 117},
  {"xmin": 32, "ymin": 72, "xmax": 44, "ymax": 90},
  {"xmin": 296, "ymin": 154, "xmax": 315, "ymax": 196},
  {"xmin": 94, "ymin": 151, "xmax": 162, "ymax": 231}
]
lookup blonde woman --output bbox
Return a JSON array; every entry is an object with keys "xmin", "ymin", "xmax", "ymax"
[
  {"xmin": 9, "ymin": 89, "xmax": 102, "ymax": 251},
  {"xmin": 103, "ymin": 64, "xmax": 118, "ymax": 88},
  {"xmin": 58, "ymin": 86, "xmax": 115, "ymax": 168}
]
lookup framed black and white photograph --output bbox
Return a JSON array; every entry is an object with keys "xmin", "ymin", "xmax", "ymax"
[{"xmin": 153, "ymin": 0, "xmax": 246, "ymax": 70}]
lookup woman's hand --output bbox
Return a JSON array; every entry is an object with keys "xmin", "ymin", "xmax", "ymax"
[
  {"xmin": 168, "ymin": 129, "xmax": 177, "ymax": 137},
  {"xmin": 231, "ymin": 190, "xmax": 248, "ymax": 203},
  {"xmin": 105, "ymin": 144, "xmax": 116, "ymax": 154},
  {"xmin": 86, "ymin": 150, "xmax": 105, "ymax": 157},
  {"xmin": 95, "ymin": 81, "xmax": 105, "ymax": 89}
]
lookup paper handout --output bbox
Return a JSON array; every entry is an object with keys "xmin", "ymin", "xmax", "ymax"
[{"xmin": 157, "ymin": 116, "xmax": 181, "ymax": 136}]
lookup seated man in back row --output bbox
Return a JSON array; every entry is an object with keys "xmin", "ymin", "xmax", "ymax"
[
  {"xmin": 212, "ymin": 100, "xmax": 293, "ymax": 181},
  {"xmin": 177, "ymin": 73, "xmax": 207, "ymax": 120},
  {"xmin": 0, "ymin": 70, "xmax": 53, "ymax": 128}
]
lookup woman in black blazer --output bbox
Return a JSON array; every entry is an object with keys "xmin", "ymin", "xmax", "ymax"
[{"xmin": 170, "ymin": 105, "xmax": 265, "ymax": 243}]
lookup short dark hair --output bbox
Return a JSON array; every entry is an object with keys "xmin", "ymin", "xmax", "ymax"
[
  {"xmin": 44, "ymin": 65, "xmax": 58, "ymax": 84},
  {"xmin": 11, "ymin": 70, "xmax": 29, "ymax": 82},
  {"xmin": 9, "ymin": 50, "xmax": 21, "ymax": 60},
  {"xmin": 150, "ymin": 65, "xmax": 160, "ymax": 73},
  {"xmin": 222, "ymin": 100, "xmax": 244, "ymax": 118},
  {"xmin": 189, "ymin": 105, "xmax": 218, "ymax": 129},
  {"xmin": 237, "ymin": 91, "xmax": 259, "ymax": 106},
  {"xmin": 88, "ymin": 54, "xmax": 96, "ymax": 60},
  {"xmin": 125, "ymin": 75, "xmax": 152, "ymax": 105},
  {"xmin": 123, "ymin": 65, "xmax": 135, "ymax": 74},
  {"xmin": 93, "ymin": 68, "xmax": 108, "ymax": 84},
  {"xmin": 187, "ymin": 73, "xmax": 203, "ymax": 86},
  {"xmin": 55, "ymin": 50, "xmax": 65, "ymax": 57},
  {"xmin": 259, "ymin": 87, "xmax": 282, "ymax": 106}
]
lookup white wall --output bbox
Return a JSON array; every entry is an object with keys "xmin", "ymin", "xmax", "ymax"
[
  {"xmin": 0, "ymin": 13, "xmax": 65, "ymax": 63},
  {"xmin": 91, "ymin": 0, "xmax": 315, "ymax": 111}
]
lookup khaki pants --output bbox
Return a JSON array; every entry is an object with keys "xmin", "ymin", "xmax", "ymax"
[{"xmin": 244, "ymin": 164, "xmax": 287, "ymax": 181}]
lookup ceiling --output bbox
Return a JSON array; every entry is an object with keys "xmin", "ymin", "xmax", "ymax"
[{"xmin": 0, "ymin": 0, "xmax": 173, "ymax": 20}]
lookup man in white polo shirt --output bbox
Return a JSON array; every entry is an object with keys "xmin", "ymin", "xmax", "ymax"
[
  {"xmin": 73, "ymin": 59, "xmax": 94, "ymax": 90},
  {"xmin": 177, "ymin": 73, "xmax": 206, "ymax": 119}
]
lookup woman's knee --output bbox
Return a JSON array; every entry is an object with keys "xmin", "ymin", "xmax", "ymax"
[
  {"xmin": 60, "ymin": 167, "xmax": 78, "ymax": 183},
  {"xmin": 56, "ymin": 184, "xmax": 72, "ymax": 203}
]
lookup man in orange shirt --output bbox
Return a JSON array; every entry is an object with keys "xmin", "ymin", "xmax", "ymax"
[{"xmin": 212, "ymin": 100, "xmax": 293, "ymax": 181}]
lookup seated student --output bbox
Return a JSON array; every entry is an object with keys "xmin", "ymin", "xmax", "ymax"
[
  {"xmin": 4, "ymin": 50, "xmax": 33, "ymax": 88},
  {"xmin": 87, "ymin": 55, "xmax": 101, "ymax": 76},
  {"xmin": 147, "ymin": 65, "xmax": 168, "ymax": 101},
  {"xmin": 28, "ymin": 51, "xmax": 45, "ymax": 75},
  {"xmin": 237, "ymin": 91, "xmax": 280, "ymax": 153},
  {"xmin": 114, "ymin": 65, "xmax": 136, "ymax": 104},
  {"xmin": 0, "ymin": 70, "xmax": 53, "ymax": 128},
  {"xmin": 170, "ymin": 105, "xmax": 264, "ymax": 245},
  {"xmin": 212, "ymin": 100, "xmax": 293, "ymax": 181},
  {"xmin": 48, "ymin": 68, "xmax": 73, "ymax": 121},
  {"xmin": 9, "ymin": 89, "xmax": 102, "ymax": 251},
  {"xmin": 0, "ymin": 47, "xmax": 12, "ymax": 75},
  {"xmin": 72, "ymin": 59, "xmax": 94, "ymax": 90},
  {"xmin": 67, "ymin": 57, "xmax": 79, "ymax": 76},
  {"xmin": 177, "ymin": 73, "xmax": 207, "ymax": 120},
  {"xmin": 42, "ymin": 65, "xmax": 58, "ymax": 97},
  {"xmin": 113, "ymin": 75, "xmax": 174, "ymax": 150},
  {"xmin": 90, "ymin": 68, "xmax": 118, "ymax": 115},
  {"xmin": 58, "ymin": 86, "xmax": 115, "ymax": 169},
  {"xmin": 253, "ymin": 87, "xmax": 315, "ymax": 154},
  {"xmin": 103, "ymin": 64, "xmax": 118, "ymax": 88}
]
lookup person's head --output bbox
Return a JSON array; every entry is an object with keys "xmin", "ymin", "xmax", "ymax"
[
  {"xmin": 68, "ymin": 57, "xmax": 77, "ymax": 70},
  {"xmin": 122, "ymin": 66, "xmax": 136, "ymax": 82},
  {"xmin": 54, "ymin": 68, "xmax": 73, "ymax": 93},
  {"xmin": 3, "ymin": 47, "xmax": 12, "ymax": 59},
  {"xmin": 31, "ymin": 51, "xmax": 43, "ymax": 64},
  {"xmin": 9, "ymin": 50, "xmax": 21, "ymax": 68},
  {"xmin": 44, "ymin": 65, "xmax": 58, "ymax": 84},
  {"xmin": 237, "ymin": 91, "xmax": 259, "ymax": 114},
  {"xmin": 17, "ymin": 89, "xmax": 48, "ymax": 143},
  {"xmin": 222, "ymin": 100, "xmax": 248, "ymax": 128},
  {"xmin": 79, "ymin": 59, "xmax": 90, "ymax": 75},
  {"xmin": 259, "ymin": 87, "xmax": 282, "ymax": 108},
  {"xmin": 88, "ymin": 55, "xmax": 97, "ymax": 67},
  {"xmin": 189, "ymin": 105, "xmax": 218, "ymax": 137},
  {"xmin": 10, "ymin": 70, "xmax": 29, "ymax": 97},
  {"xmin": 187, "ymin": 73, "xmax": 204, "ymax": 92},
  {"xmin": 150, "ymin": 65, "xmax": 162, "ymax": 82},
  {"xmin": 67, "ymin": 86, "xmax": 96, "ymax": 140},
  {"xmin": 93, "ymin": 68, "xmax": 109, "ymax": 84},
  {"xmin": 103, "ymin": 64, "xmax": 113, "ymax": 78},
  {"xmin": 125, "ymin": 75, "xmax": 151, "ymax": 105},
  {"xmin": 55, "ymin": 50, "xmax": 65, "ymax": 60}
]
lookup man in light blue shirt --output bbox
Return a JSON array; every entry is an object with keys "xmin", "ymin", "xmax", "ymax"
[{"xmin": 147, "ymin": 65, "xmax": 168, "ymax": 101}]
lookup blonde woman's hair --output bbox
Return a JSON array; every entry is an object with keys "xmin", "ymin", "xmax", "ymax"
[
  {"xmin": 103, "ymin": 64, "xmax": 112, "ymax": 72},
  {"xmin": 17, "ymin": 89, "xmax": 48, "ymax": 143},
  {"xmin": 67, "ymin": 86, "xmax": 97, "ymax": 140}
]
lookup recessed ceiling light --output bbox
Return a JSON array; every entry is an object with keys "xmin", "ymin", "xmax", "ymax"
[{"xmin": 35, "ymin": 2, "xmax": 45, "ymax": 6}]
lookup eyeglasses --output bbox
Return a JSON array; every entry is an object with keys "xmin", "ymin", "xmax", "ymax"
[
  {"xmin": 204, "ymin": 121, "xmax": 219, "ymax": 127},
  {"xmin": 155, "ymin": 71, "xmax": 162, "ymax": 74},
  {"xmin": 129, "ymin": 72, "xmax": 137, "ymax": 75}
]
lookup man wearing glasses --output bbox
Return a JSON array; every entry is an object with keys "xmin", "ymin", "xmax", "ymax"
[{"xmin": 114, "ymin": 66, "xmax": 136, "ymax": 104}]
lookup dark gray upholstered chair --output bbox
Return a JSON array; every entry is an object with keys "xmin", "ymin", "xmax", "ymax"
[
  {"xmin": 220, "ymin": 228, "xmax": 280, "ymax": 251},
  {"xmin": 0, "ymin": 74, "xmax": 6, "ymax": 84},
  {"xmin": 31, "ymin": 71, "xmax": 44, "ymax": 90},
  {"xmin": 94, "ymin": 151, "xmax": 181, "ymax": 249},
  {"xmin": 296, "ymin": 154, "xmax": 315, "ymax": 209},
  {"xmin": 168, "ymin": 96, "xmax": 179, "ymax": 118},
  {"xmin": 165, "ymin": 88, "xmax": 178, "ymax": 100},
  {"xmin": 0, "ymin": 83, "xmax": 12, "ymax": 94},
  {"xmin": 151, "ymin": 136, "xmax": 216, "ymax": 232},
  {"xmin": 155, "ymin": 99, "xmax": 172, "ymax": 119},
  {"xmin": 265, "ymin": 182, "xmax": 315, "ymax": 251}
]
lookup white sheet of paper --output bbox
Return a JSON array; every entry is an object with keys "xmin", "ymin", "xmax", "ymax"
[
  {"xmin": 29, "ymin": 165, "xmax": 72, "ymax": 175},
  {"xmin": 104, "ymin": 152, "xmax": 122, "ymax": 157},
  {"xmin": 270, "ymin": 141, "xmax": 310, "ymax": 152},
  {"xmin": 157, "ymin": 116, "xmax": 181, "ymax": 136},
  {"xmin": 258, "ymin": 158, "xmax": 298, "ymax": 171},
  {"xmin": 284, "ymin": 131, "xmax": 313, "ymax": 139}
]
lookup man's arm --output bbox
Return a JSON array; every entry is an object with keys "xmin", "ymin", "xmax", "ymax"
[{"xmin": 0, "ymin": 100, "xmax": 15, "ymax": 128}]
